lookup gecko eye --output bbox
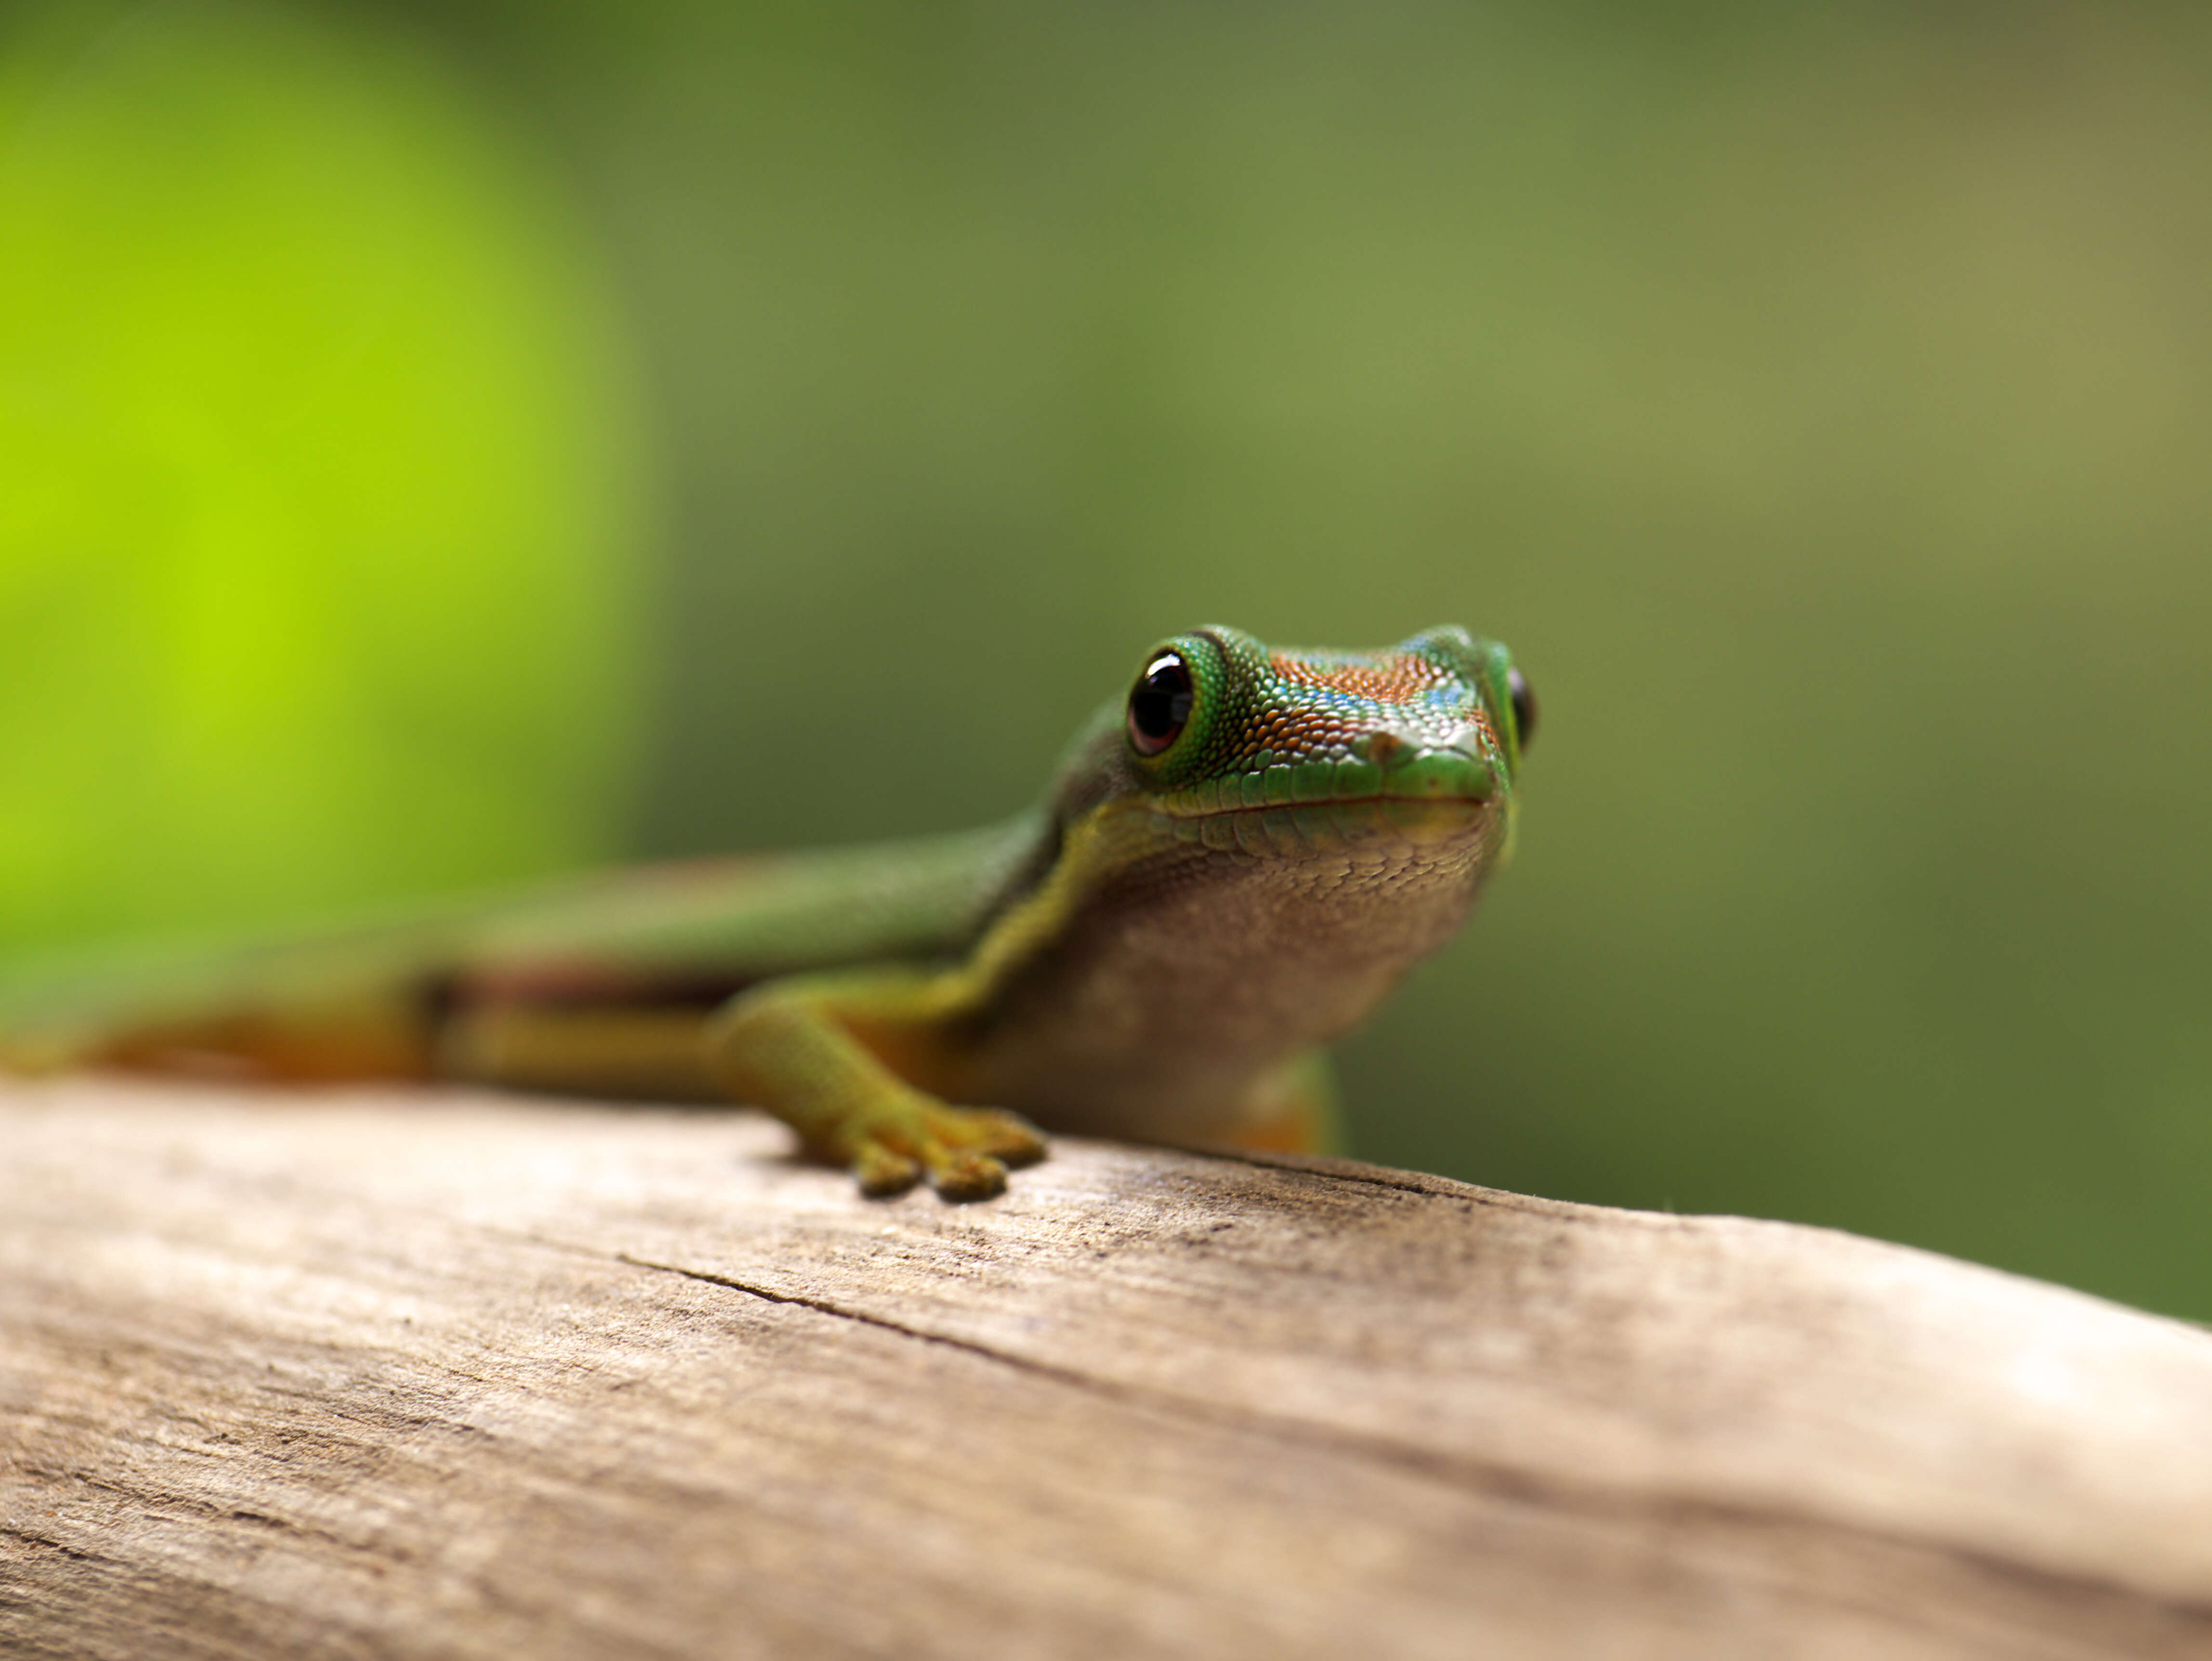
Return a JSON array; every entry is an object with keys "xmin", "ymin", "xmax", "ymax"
[
  {"xmin": 1128, "ymin": 651, "xmax": 1196, "ymax": 756},
  {"xmin": 1508, "ymin": 667, "xmax": 1537, "ymax": 751}
]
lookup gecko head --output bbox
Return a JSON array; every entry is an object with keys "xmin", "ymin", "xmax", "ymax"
[
  {"xmin": 1079, "ymin": 623, "xmax": 1532, "ymax": 862},
  {"xmin": 1015, "ymin": 624, "xmax": 1532, "ymax": 1079}
]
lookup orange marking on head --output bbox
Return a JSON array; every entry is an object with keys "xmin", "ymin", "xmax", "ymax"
[{"xmin": 1268, "ymin": 653, "xmax": 1451, "ymax": 703}]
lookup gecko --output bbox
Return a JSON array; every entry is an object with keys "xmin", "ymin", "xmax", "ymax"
[{"xmin": 0, "ymin": 624, "xmax": 1533, "ymax": 1201}]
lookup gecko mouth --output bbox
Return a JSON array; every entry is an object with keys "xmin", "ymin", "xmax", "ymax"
[
  {"xmin": 1188, "ymin": 791, "xmax": 1489, "ymax": 820},
  {"xmin": 1157, "ymin": 748, "xmax": 1499, "ymax": 857},
  {"xmin": 1161, "ymin": 791, "xmax": 1494, "ymax": 857},
  {"xmin": 1161, "ymin": 745, "xmax": 1497, "ymax": 821}
]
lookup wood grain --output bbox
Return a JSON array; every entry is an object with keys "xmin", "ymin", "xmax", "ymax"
[{"xmin": 3, "ymin": 1076, "xmax": 2209, "ymax": 1660}]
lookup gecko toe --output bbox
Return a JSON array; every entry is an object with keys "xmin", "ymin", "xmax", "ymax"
[
  {"xmin": 919, "ymin": 1104, "xmax": 1046, "ymax": 1168},
  {"xmin": 966, "ymin": 1109, "xmax": 1047, "ymax": 1167},
  {"xmin": 852, "ymin": 1143, "xmax": 923, "ymax": 1198},
  {"xmin": 928, "ymin": 1150, "xmax": 1009, "ymax": 1203},
  {"xmin": 840, "ymin": 1101, "xmax": 1043, "ymax": 1200}
]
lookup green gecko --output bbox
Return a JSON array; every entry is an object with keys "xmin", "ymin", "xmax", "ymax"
[{"xmin": 0, "ymin": 625, "xmax": 1533, "ymax": 1200}]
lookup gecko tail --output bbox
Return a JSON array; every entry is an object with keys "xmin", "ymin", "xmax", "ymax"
[
  {"xmin": 0, "ymin": 985, "xmax": 444, "ymax": 1087},
  {"xmin": 0, "ymin": 855, "xmax": 793, "ymax": 1093},
  {"xmin": 70, "ymin": 997, "xmax": 442, "ymax": 1085},
  {"xmin": 0, "ymin": 928, "xmax": 454, "ymax": 1088}
]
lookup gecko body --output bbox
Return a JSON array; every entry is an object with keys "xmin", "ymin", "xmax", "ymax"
[{"xmin": 1, "ymin": 625, "xmax": 1533, "ymax": 1200}]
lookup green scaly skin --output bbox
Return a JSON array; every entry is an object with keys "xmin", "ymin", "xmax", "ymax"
[{"xmin": 0, "ymin": 625, "xmax": 1530, "ymax": 1201}]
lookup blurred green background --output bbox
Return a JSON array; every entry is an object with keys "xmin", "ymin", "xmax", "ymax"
[{"xmin": 6, "ymin": 0, "xmax": 2211, "ymax": 1316}]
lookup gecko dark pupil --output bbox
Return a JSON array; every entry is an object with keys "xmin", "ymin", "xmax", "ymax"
[
  {"xmin": 1128, "ymin": 652, "xmax": 1196, "ymax": 755},
  {"xmin": 1508, "ymin": 667, "xmax": 1537, "ymax": 751}
]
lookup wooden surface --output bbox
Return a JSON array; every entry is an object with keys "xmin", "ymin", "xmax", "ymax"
[{"xmin": 3, "ymin": 1079, "xmax": 2211, "ymax": 1660}]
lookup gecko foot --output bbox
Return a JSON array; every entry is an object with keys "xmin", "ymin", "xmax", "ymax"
[{"xmin": 842, "ymin": 1103, "xmax": 1046, "ymax": 1203}]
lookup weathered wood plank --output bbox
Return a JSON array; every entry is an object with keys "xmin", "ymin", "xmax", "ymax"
[{"xmin": 3, "ymin": 1076, "xmax": 2210, "ymax": 1660}]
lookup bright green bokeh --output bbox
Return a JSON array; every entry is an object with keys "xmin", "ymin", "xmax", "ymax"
[{"xmin": 0, "ymin": 0, "xmax": 645, "ymax": 951}]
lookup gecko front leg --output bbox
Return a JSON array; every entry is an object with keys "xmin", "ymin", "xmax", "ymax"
[{"xmin": 703, "ymin": 970, "xmax": 1046, "ymax": 1201}]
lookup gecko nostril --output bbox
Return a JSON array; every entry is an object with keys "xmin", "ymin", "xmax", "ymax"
[{"xmin": 1367, "ymin": 732, "xmax": 1404, "ymax": 765}]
